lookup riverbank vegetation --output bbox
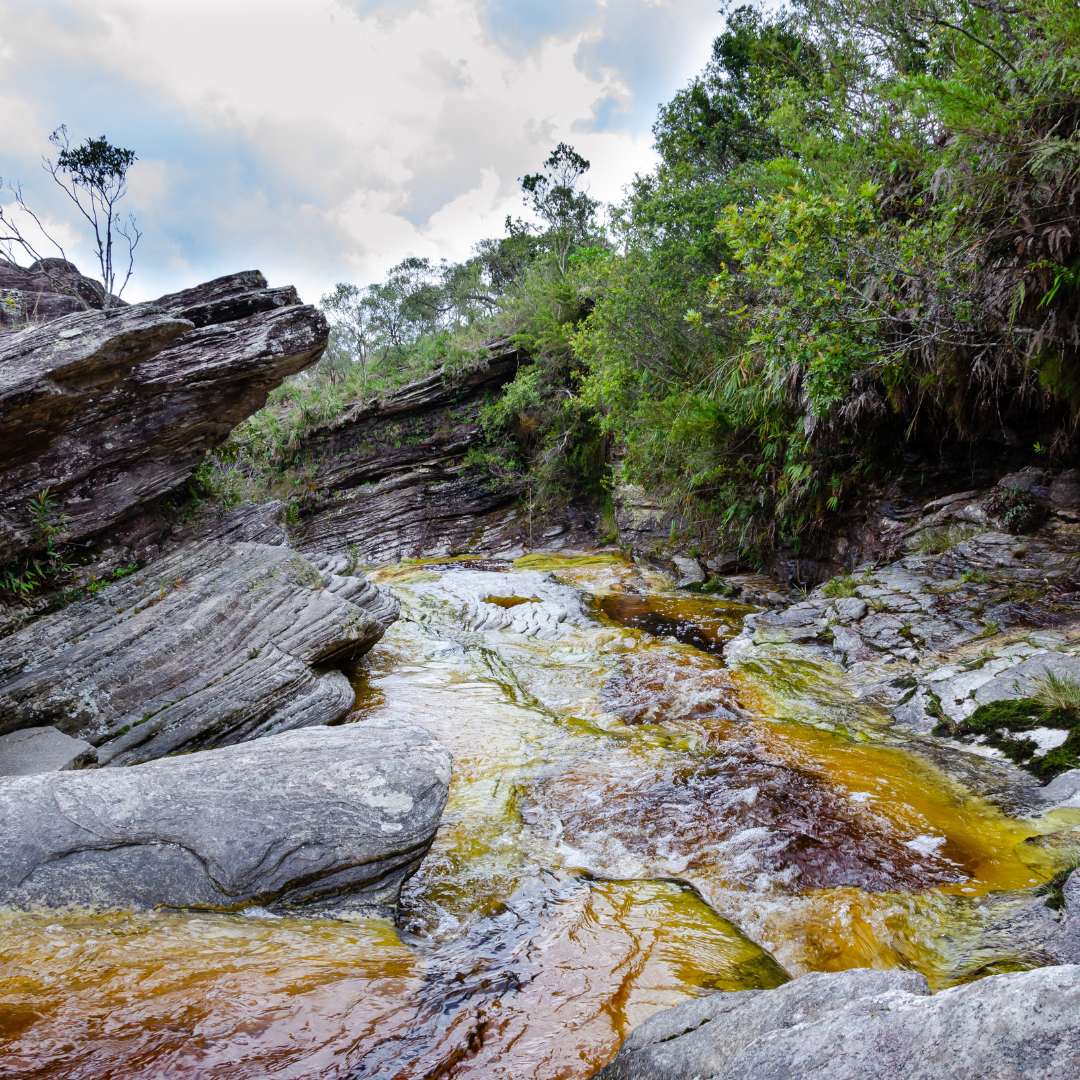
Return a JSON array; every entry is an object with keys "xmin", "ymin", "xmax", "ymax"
[{"xmin": 211, "ymin": 0, "xmax": 1080, "ymax": 563}]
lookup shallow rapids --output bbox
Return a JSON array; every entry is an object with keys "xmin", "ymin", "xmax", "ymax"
[{"xmin": 2, "ymin": 552, "xmax": 1076, "ymax": 1078}]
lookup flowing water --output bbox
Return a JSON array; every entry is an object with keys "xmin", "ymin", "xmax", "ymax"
[{"xmin": 2, "ymin": 552, "xmax": 1078, "ymax": 1078}]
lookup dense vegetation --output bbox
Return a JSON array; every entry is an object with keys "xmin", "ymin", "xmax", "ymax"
[{"xmin": 212, "ymin": 0, "xmax": 1080, "ymax": 564}]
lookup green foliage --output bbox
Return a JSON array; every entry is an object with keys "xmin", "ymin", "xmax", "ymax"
[
  {"xmin": 54, "ymin": 131, "xmax": 136, "ymax": 189},
  {"xmin": 910, "ymin": 524, "xmax": 981, "ymax": 554},
  {"xmin": 518, "ymin": 143, "xmax": 601, "ymax": 274},
  {"xmin": 202, "ymin": 2, "xmax": 1080, "ymax": 563},
  {"xmin": 985, "ymin": 487, "xmax": 1049, "ymax": 535},
  {"xmin": 821, "ymin": 574, "xmax": 859, "ymax": 599},
  {"xmin": 0, "ymin": 488, "xmax": 76, "ymax": 603},
  {"xmin": 652, "ymin": 4, "xmax": 826, "ymax": 179},
  {"xmin": 1034, "ymin": 671, "xmax": 1080, "ymax": 719}
]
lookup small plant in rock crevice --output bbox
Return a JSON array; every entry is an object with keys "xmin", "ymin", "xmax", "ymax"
[
  {"xmin": 0, "ymin": 488, "xmax": 74, "ymax": 602},
  {"xmin": 821, "ymin": 574, "xmax": 858, "ymax": 598},
  {"xmin": 985, "ymin": 487, "xmax": 1049, "ymax": 536},
  {"xmin": 910, "ymin": 524, "xmax": 982, "ymax": 555}
]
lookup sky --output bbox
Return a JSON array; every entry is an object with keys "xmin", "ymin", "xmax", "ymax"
[{"xmin": 0, "ymin": 0, "xmax": 725, "ymax": 305}]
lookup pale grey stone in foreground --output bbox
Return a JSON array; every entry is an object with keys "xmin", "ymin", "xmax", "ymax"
[
  {"xmin": 597, "ymin": 965, "xmax": 1080, "ymax": 1079},
  {"xmin": 0, "ymin": 725, "xmax": 96, "ymax": 776},
  {"xmin": 1037, "ymin": 769, "xmax": 1080, "ymax": 807},
  {"xmin": 0, "ymin": 721, "xmax": 450, "ymax": 912}
]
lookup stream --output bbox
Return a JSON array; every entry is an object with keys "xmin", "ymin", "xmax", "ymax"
[{"xmin": 1, "ymin": 552, "xmax": 1076, "ymax": 1078}]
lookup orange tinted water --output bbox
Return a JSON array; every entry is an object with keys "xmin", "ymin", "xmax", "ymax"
[{"xmin": 0, "ymin": 553, "xmax": 1072, "ymax": 1077}]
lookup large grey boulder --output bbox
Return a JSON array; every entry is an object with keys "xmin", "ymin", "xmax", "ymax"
[
  {"xmin": 0, "ymin": 540, "xmax": 398, "ymax": 765},
  {"xmin": 597, "ymin": 965, "xmax": 1080, "ymax": 1079},
  {"xmin": 0, "ymin": 721, "xmax": 450, "ymax": 912},
  {"xmin": 0, "ymin": 269, "xmax": 327, "ymax": 562}
]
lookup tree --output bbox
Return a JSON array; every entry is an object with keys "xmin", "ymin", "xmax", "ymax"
[
  {"xmin": 47, "ymin": 126, "xmax": 141, "ymax": 306},
  {"xmin": 320, "ymin": 282, "xmax": 377, "ymax": 389},
  {"xmin": 519, "ymin": 143, "xmax": 600, "ymax": 274},
  {"xmin": 0, "ymin": 126, "xmax": 141, "ymax": 309}
]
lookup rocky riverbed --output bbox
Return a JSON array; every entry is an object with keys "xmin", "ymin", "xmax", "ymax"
[
  {"xmin": 1, "ymin": 264, "xmax": 1079, "ymax": 1078},
  {"xmin": 2, "ymin": 550, "xmax": 1078, "ymax": 1077}
]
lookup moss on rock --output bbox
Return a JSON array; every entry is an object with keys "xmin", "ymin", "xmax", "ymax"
[{"xmin": 954, "ymin": 696, "xmax": 1080, "ymax": 779}]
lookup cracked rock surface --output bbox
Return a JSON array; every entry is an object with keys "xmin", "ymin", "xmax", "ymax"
[
  {"xmin": 430, "ymin": 568, "xmax": 586, "ymax": 640},
  {"xmin": 0, "ymin": 540, "xmax": 398, "ymax": 764},
  {"xmin": 0, "ymin": 721, "xmax": 451, "ymax": 912},
  {"xmin": 597, "ymin": 964, "xmax": 1080, "ymax": 1079}
]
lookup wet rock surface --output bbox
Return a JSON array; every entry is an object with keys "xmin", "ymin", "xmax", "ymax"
[
  {"xmin": 0, "ymin": 721, "xmax": 451, "ymax": 912},
  {"xmin": 0, "ymin": 539, "xmax": 398, "ymax": 765},
  {"xmin": 976, "ymin": 867, "xmax": 1080, "ymax": 969},
  {"xmin": 725, "ymin": 485, "xmax": 1080, "ymax": 792},
  {"xmin": 0, "ymin": 269, "xmax": 327, "ymax": 562},
  {"xmin": 596, "ymin": 964, "xmax": 1080, "ymax": 1079},
  {"xmin": 435, "ymin": 567, "xmax": 586, "ymax": 639}
]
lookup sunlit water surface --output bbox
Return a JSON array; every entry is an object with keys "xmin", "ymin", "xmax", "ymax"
[{"xmin": 2, "ymin": 552, "xmax": 1076, "ymax": 1078}]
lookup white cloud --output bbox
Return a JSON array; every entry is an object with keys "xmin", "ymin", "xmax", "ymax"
[{"xmin": 0, "ymin": 0, "xmax": 723, "ymax": 304}]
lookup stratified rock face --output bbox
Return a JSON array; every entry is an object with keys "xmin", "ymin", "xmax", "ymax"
[
  {"xmin": 0, "ymin": 540, "xmax": 398, "ymax": 765},
  {"xmin": 0, "ymin": 269, "xmax": 327, "ymax": 563},
  {"xmin": 290, "ymin": 343, "xmax": 525, "ymax": 562},
  {"xmin": 597, "ymin": 965, "xmax": 1080, "ymax": 1080},
  {"xmin": 0, "ymin": 721, "xmax": 451, "ymax": 912}
]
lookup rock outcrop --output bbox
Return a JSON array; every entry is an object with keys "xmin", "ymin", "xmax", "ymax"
[
  {"xmin": 0, "ymin": 721, "xmax": 451, "ymax": 912},
  {"xmin": 977, "ymin": 867, "xmax": 1080, "ymax": 969},
  {"xmin": 597, "ymin": 965, "xmax": 1080, "ymax": 1079},
  {"xmin": 0, "ymin": 540, "xmax": 398, "ymax": 764},
  {"xmin": 0, "ymin": 269, "xmax": 327, "ymax": 563},
  {"xmin": 0, "ymin": 258, "xmax": 113, "ymax": 325},
  {"xmin": 289, "ymin": 343, "xmax": 527, "ymax": 562}
]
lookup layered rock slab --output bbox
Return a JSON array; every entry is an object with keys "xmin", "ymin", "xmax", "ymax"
[
  {"xmin": 0, "ymin": 540, "xmax": 398, "ymax": 765},
  {"xmin": 0, "ymin": 270, "xmax": 327, "ymax": 562},
  {"xmin": 290, "ymin": 343, "xmax": 526, "ymax": 562},
  {"xmin": 597, "ymin": 965, "xmax": 1080, "ymax": 1079},
  {"xmin": 0, "ymin": 721, "xmax": 451, "ymax": 912}
]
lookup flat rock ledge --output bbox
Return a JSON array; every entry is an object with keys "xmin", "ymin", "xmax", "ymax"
[
  {"xmin": 596, "ymin": 964, "xmax": 1080, "ymax": 1080},
  {"xmin": 0, "ymin": 721, "xmax": 450, "ymax": 913},
  {"xmin": 0, "ymin": 540, "xmax": 398, "ymax": 765}
]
